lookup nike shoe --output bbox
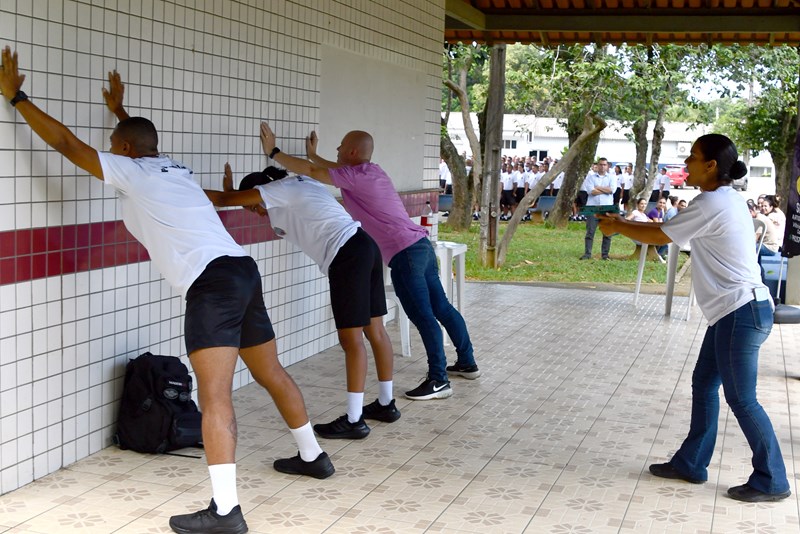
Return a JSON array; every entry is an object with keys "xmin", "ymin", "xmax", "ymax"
[
  {"xmin": 405, "ymin": 376, "xmax": 453, "ymax": 400},
  {"xmin": 445, "ymin": 363, "xmax": 481, "ymax": 380},
  {"xmin": 169, "ymin": 499, "xmax": 248, "ymax": 534}
]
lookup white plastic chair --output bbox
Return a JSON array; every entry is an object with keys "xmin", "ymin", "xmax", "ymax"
[{"xmin": 383, "ymin": 265, "xmax": 411, "ymax": 357}]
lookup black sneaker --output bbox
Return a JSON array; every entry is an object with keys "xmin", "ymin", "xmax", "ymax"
[
  {"xmin": 405, "ymin": 376, "xmax": 453, "ymax": 400},
  {"xmin": 648, "ymin": 463, "xmax": 704, "ymax": 484},
  {"xmin": 273, "ymin": 451, "xmax": 335, "ymax": 479},
  {"xmin": 727, "ymin": 483, "xmax": 791, "ymax": 502},
  {"xmin": 313, "ymin": 414, "xmax": 370, "ymax": 439},
  {"xmin": 362, "ymin": 399, "xmax": 401, "ymax": 423},
  {"xmin": 169, "ymin": 499, "xmax": 248, "ymax": 534},
  {"xmin": 445, "ymin": 363, "xmax": 482, "ymax": 380}
]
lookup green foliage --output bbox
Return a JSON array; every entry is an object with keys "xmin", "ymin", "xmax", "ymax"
[
  {"xmin": 709, "ymin": 45, "xmax": 799, "ymax": 160},
  {"xmin": 438, "ymin": 221, "xmax": 683, "ymax": 284},
  {"xmin": 442, "ymin": 43, "xmax": 490, "ymax": 112}
]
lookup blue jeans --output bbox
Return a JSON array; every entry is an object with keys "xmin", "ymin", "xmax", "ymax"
[
  {"xmin": 388, "ymin": 238, "xmax": 475, "ymax": 382},
  {"xmin": 669, "ymin": 299, "xmax": 789, "ymax": 494}
]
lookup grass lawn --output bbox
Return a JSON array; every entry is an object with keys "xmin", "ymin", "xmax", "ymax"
[{"xmin": 437, "ymin": 219, "xmax": 685, "ymax": 285}]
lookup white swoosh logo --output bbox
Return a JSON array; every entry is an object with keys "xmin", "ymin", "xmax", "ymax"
[{"xmin": 432, "ymin": 383, "xmax": 448, "ymax": 392}]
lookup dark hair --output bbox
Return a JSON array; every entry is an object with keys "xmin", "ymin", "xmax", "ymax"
[
  {"xmin": 762, "ymin": 195, "xmax": 781, "ymax": 210},
  {"xmin": 115, "ymin": 117, "xmax": 159, "ymax": 154},
  {"xmin": 238, "ymin": 166, "xmax": 288, "ymax": 190},
  {"xmin": 694, "ymin": 134, "xmax": 747, "ymax": 184}
]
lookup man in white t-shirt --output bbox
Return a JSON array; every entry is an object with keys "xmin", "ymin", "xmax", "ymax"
[
  {"xmin": 439, "ymin": 159, "xmax": 452, "ymax": 194},
  {"xmin": 0, "ymin": 52, "xmax": 330, "ymax": 534},
  {"xmin": 651, "ymin": 167, "xmax": 671, "ymax": 201},
  {"xmin": 205, "ymin": 165, "xmax": 400, "ymax": 438}
]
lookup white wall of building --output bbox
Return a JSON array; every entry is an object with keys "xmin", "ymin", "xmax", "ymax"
[{"xmin": 0, "ymin": 0, "xmax": 444, "ymax": 494}]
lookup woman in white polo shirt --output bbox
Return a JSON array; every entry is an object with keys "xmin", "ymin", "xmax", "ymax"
[{"xmin": 598, "ymin": 134, "xmax": 790, "ymax": 503}]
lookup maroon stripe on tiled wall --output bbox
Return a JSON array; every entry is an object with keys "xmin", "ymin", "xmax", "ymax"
[{"xmin": 0, "ymin": 190, "xmax": 438, "ymax": 286}]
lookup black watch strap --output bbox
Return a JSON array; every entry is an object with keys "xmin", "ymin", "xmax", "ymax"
[
  {"xmin": 269, "ymin": 147, "xmax": 281, "ymax": 159},
  {"xmin": 10, "ymin": 90, "xmax": 28, "ymax": 107}
]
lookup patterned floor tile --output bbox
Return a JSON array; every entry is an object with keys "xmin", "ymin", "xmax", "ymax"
[{"xmin": 0, "ymin": 284, "xmax": 797, "ymax": 533}]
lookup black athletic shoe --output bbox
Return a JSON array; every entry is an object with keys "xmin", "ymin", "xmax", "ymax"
[
  {"xmin": 727, "ymin": 484, "xmax": 791, "ymax": 502},
  {"xmin": 405, "ymin": 376, "xmax": 453, "ymax": 400},
  {"xmin": 313, "ymin": 414, "xmax": 370, "ymax": 439},
  {"xmin": 273, "ymin": 451, "xmax": 335, "ymax": 479},
  {"xmin": 362, "ymin": 399, "xmax": 401, "ymax": 423},
  {"xmin": 169, "ymin": 499, "xmax": 248, "ymax": 534},
  {"xmin": 445, "ymin": 363, "xmax": 482, "ymax": 380},
  {"xmin": 648, "ymin": 463, "xmax": 704, "ymax": 484}
]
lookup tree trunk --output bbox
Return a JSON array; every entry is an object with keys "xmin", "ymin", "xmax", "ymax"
[
  {"xmin": 479, "ymin": 44, "xmax": 506, "ymax": 268},
  {"xmin": 497, "ymin": 114, "xmax": 606, "ymax": 265},
  {"xmin": 773, "ymin": 109, "xmax": 797, "ymax": 210},
  {"xmin": 444, "ymin": 73, "xmax": 483, "ymax": 211},
  {"xmin": 549, "ymin": 113, "xmax": 599, "ymax": 227},
  {"xmin": 628, "ymin": 118, "xmax": 650, "ymax": 206},
  {"xmin": 646, "ymin": 107, "xmax": 667, "ymax": 193},
  {"xmin": 440, "ymin": 128, "xmax": 472, "ymax": 230}
]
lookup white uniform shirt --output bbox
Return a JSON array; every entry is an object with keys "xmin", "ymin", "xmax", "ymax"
[
  {"xmin": 584, "ymin": 172, "xmax": 615, "ymax": 206},
  {"xmin": 500, "ymin": 171, "xmax": 514, "ymax": 191},
  {"xmin": 438, "ymin": 161, "xmax": 451, "ymax": 184},
  {"xmin": 622, "ymin": 172, "xmax": 634, "ymax": 189},
  {"xmin": 256, "ymin": 176, "xmax": 360, "ymax": 275},
  {"xmin": 552, "ymin": 172, "xmax": 565, "ymax": 189},
  {"xmin": 662, "ymin": 187, "xmax": 772, "ymax": 325},
  {"xmin": 655, "ymin": 172, "xmax": 670, "ymax": 192},
  {"xmin": 98, "ymin": 153, "xmax": 247, "ymax": 297}
]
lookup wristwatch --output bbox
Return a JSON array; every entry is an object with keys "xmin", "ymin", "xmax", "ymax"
[
  {"xmin": 269, "ymin": 147, "xmax": 281, "ymax": 159},
  {"xmin": 10, "ymin": 90, "xmax": 28, "ymax": 107}
]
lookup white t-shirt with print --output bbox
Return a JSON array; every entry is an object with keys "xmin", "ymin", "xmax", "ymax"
[
  {"xmin": 98, "ymin": 152, "xmax": 246, "ymax": 297},
  {"xmin": 661, "ymin": 186, "xmax": 772, "ymax": 325},
  {"xmin": 256, "ymin": 175, "xmax": 360, "ymax": 275}
]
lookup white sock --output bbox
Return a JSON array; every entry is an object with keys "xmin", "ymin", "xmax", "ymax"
[
  {"xmin": 347, "ymin": 391, "xmax": 364, "ymax": 423},
  {"xmin": 289, "ymin": 422, "xmax": 324, "ymax": 462},
  {"xmin": 208, "ymin": 463, "xmax": 238, "ymax": 516},
  {"xmin": 378, "ymin": 381, "xmax": 393, "ymax": 406}
]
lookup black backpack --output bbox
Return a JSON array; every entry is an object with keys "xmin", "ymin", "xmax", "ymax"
[{"xmin": 114, "ymin": 352, "xmax": 203, "ymax": 454}]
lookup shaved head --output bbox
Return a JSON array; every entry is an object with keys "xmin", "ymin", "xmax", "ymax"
[
  {"xmin": 113, "ymin": 117, "xmax": 159, "ymax": 156},
  {"xmin": 337, "ymin": 130, "xmax": 374, "ymax": 164}
]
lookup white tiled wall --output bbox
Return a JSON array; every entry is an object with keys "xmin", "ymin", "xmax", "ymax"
[{"xmin": 0, "ymin": 0, "xmax": 444, "ymax": 495}]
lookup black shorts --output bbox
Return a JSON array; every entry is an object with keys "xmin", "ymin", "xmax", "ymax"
[
  {"xmin": 184, "ymin": 256, "xmax": 274, "ymax": 355},
  {"xmin": 514, "ymin": 187, "xmax": 526, "ymax": 204},
  {"xmin": 576, "ymin": 191, "xmax": 589, "ymax": 207},
  {"xmin": 328, "ymin": 228, "xmax": 387, "ymax": 329},
  {"xmin": 501, "ymin": 189, "xmax": 515, "ymax": 207},
  {"xmin": 621, "ymin": 189, "xmax": 630, "ymax": 206}
]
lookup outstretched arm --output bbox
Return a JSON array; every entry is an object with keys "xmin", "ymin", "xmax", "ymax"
[
  {"xmin": 305, "ymin": 131, "xmax": 339, "ymax": 169},
  {"xmin": 204, "ymin": 162, "xmax": 264, "ymax": 207},
  {"xmin": 259, "ymin": 122, "xmax": 336, "ymax": 185},
  {"xmin": 598, "ymin": 213, "xmax": 671, "ymax": 245},
  {"xmin": 102, "ymin": 70, "xmax": 130, "ymax": 121},
  {"xmin": 0, "ymin": 46, "xmax": 103, "ymax": 179}
]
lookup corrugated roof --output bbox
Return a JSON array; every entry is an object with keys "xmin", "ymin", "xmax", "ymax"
[{"xmin": 445, "ymin": 0, "xmax": 800, "ymax": 45}]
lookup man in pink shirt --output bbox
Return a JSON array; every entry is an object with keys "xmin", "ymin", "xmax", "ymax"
[{"xmin": 259, "ymin": 122, "xmax": 480, "ymax": 407}]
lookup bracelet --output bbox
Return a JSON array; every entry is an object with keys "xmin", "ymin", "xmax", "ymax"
[{"xmin": 269, "ymin": 147, "xmax": 281, "ymax": 159}]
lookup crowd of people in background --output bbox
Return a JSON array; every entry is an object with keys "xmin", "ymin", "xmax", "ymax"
[{"xmin": 439, "ymin": 153, "xmax": 785, "ymax": 269}]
